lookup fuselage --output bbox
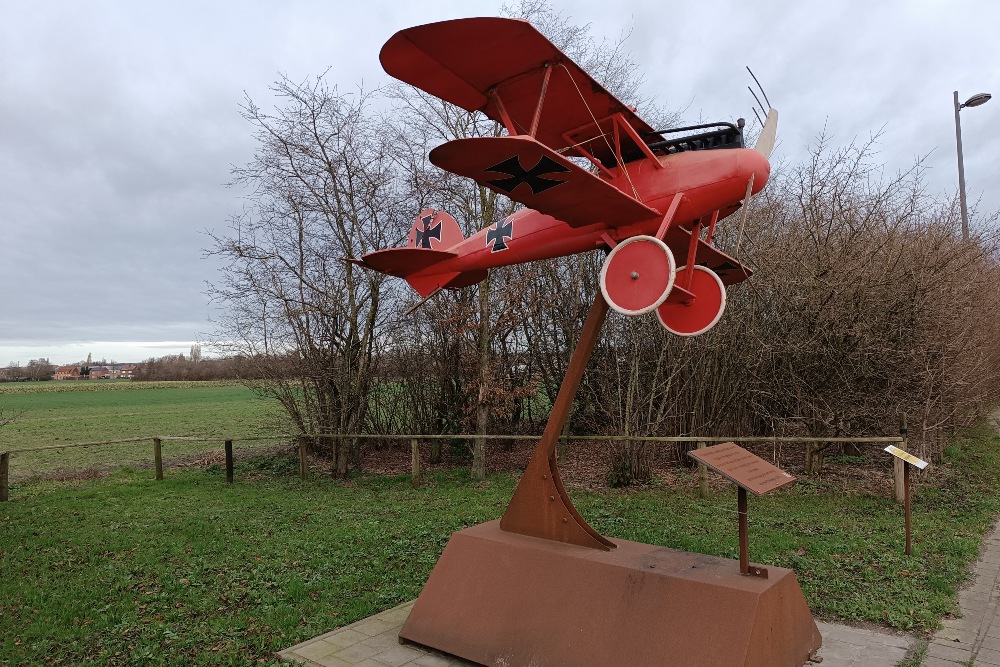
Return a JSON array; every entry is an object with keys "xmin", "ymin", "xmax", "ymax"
[{"xmin": 410, "ymin": 147, "xmax": 770, "ymax": 281}]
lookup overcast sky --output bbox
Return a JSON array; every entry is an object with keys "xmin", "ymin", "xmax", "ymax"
[{"xmin": 1, "ymin": 0, "xmax": 997, "ymax": 365}]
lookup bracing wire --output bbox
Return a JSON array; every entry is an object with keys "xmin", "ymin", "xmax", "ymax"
[{"xmin": 557, "ymin": 63, "xmax": 642, "ymax": 201}]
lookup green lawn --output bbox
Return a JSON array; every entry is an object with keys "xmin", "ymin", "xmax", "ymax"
[
  {"xmin": 0, "ymin": 381, "xmax": 287, "ymax": 481},
  {"xmin": 2, "ymin": 423, "xmax": 999, "ymax": 666}
]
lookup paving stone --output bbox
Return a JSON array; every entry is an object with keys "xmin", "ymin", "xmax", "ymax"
[
  {"xmin": 370, "ymin": 645, "xmax": 428, "ymax": 666},
  {"xmin": 333, "ymin": 642, "xmax": 382, "ymax": 664},
  {"xmin": 869, "ymin": 631, "xmax": 914, "ymax": 649},
  {"xmin": 281, "ymin": 652, "xmax": 353, "ymax": 667},
  {"xmin": 814, "ymin": 641, "xmax": 864, "ymax": 663},
  {"xmin": 925, "ymin": 641, "xmax": 973, "ymax": 662},
  {"xmin": 920, "ymin": 657, "xmax": 967, "ymax": 666},
  {"xmin": 322, "ymin": 629, "xmax": 370, "ymax": 650},
  {"xmin": 978, "ymin": 646, "xmax": 1000, "ymax": 665},
  {"xmin": 296, "ymin": 640, "xmax": 350, "ymax": 661},
  {"xmin": 821, "ymin": 624, "xmax": 878, "ymax": 647},
  {"xmin": 352, "ymin": 617, "xmax": 398, "ymax": 637},
  {"xmin": 376, "ymin": 607, "xmax": 414, "ymax": 627},
  {"xmin": 931, "ymin": 624, "xmax": 973, "ymax": 644},
  {"xmin": 363, "ymin": 630, "xmax": 405, "ymax": 651}
]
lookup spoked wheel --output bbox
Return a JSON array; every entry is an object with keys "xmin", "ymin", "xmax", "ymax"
[
  {"xmin": 656, "ymin": 265, "xmax": 726, "ymax": 336},
  {"xmin": 600, "ymin": 235, "xmax": 676, "ymax": 316}
]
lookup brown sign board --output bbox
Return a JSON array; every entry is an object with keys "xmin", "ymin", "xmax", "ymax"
[{"xmin": 688, "ymin": 442, "xmax": 796, "ymax": 496}]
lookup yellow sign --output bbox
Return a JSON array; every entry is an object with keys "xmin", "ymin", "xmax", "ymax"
[{"xmin": 884, "ymin": 445, "xmax": 929, "ymax": 470}]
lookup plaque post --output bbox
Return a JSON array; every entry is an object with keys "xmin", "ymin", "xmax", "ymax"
[
  {"xmin": 738, "ymin": 486, "xmax": 750, "ymax": 574},
  {"xmin": 883, "ymin": 444, "xmax": 928, "ymax": 555}
]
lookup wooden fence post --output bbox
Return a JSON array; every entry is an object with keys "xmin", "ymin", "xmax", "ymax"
[
  {"xmin": 298, "ymin": 436, "xmax": 309, "ymax": 480},
  {"xmin": 697, "ymin": 441, "xmax": 708, "ymax": 499},
  {"xmin": 0, "ymin": 452, "xmax": 9, "ymax": 502},
  {"xmin": 894, "ymin": 414, "xmax": 907, "ymax": 503},
  {"xmin": 153, "ymin": 438, "xmax": 163, "ymax": 481},
  {"xmin": 411, "ymin": 439, "xmax": 421, "ymax": 487},
  {"xmin": 224, "ymin": 440, "xmax": 234, "ymax": 484}
]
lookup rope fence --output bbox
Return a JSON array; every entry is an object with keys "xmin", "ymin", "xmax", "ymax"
[{"xmin": 0, "ymin": 432, "xmax": 909, "ymax": 503}]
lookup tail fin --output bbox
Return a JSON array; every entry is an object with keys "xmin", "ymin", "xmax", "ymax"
[
  {"xmin": 408, "ymin": 208, "xmax": 464, "ymax": 250},
  {"xmin": 358, "ymin": 208, "xmax": 478, "ymax": 298}
]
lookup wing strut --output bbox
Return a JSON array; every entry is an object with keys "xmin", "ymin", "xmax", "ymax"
[
  {"xmin": 490, "ymin": 89, "xmax": 518, "ymax": 135},
  {"xmin": 529, "ymin": 63, "xmax": 554, "ymax": 137},
  {"xmin": 655, "ymin": 193, "xmax": 684, "ymax": 240}
]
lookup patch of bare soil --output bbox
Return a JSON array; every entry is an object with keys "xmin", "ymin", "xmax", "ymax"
[
  {"xmin": 358, "ymin": 439, "xmax": 900, "ymax": 495},
  {"xmin": 28, "ymin": 442, "xmax": 293, "ymax": 484}
]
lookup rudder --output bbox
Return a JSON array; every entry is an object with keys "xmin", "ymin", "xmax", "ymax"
[{"xmin": 408, "ymin": 208, "xmax": 464, "ymax": 250}]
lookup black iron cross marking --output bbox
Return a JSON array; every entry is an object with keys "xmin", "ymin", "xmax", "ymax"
[
  {"xmin": 484, "ymin": 155, "xmax": 571, "ymax": 195},
  {"xmin": 415, "ymin": 211, "xmax": 442, "ymax": 249},
  {"xmin": 486, "ymin": 217, "xmax": 514, "ymax": 252}
]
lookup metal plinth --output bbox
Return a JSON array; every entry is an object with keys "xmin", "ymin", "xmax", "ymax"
[{"xmin": 400, "ymin": 521, "xmax": 821, "ymax": 667}]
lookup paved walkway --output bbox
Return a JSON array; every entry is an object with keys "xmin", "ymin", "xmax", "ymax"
[
  {"xmin": 278, "ymin": 601, "xmax": 916, "ymax": 666},
  {"xmin": 921, "ymin": 522, "xmax": 1000, "ymax": 665},
  {"xmin": 920, "ymin": 410, "xmax": 1000, "ymax": 665}
]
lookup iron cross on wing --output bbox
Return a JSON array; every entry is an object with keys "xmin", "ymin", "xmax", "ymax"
[{"xmin": 485, "ymin": 155, "xmax": 570, "ymax": 195}]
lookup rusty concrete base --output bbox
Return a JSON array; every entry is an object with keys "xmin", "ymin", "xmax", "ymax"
[{"xmin": 400, "ymin": 520, "xmax": 821, "ymax": 667}]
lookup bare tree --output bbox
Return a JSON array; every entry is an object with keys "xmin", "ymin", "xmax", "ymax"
[{"xmin": 208, "ymin": 75, "xmax": 407, "ymax": 477}]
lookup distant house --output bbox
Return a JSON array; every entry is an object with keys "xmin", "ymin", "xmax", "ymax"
[
  {"xmin": 119, "ymin": 363, "xmax": 140, "ymax": 379},
  {"xmin": 54, "ymin": 365, "xmax": 81, "ymax": 380},
  {"xmin": 89, "ymin": 366, "xmax": 111, "ymax": 380}
]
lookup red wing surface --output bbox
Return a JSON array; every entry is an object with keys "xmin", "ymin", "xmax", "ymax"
[
  {"xmin": 430, "ymin": 135, "xmax": 659, "ymax": 228},
  {"xmin": 380, "ymin": 17, "xmax": 657, "ymax": 165},
  {"xmin": 666, "ymin": 225, "xmax": 753, "ymax": 286}
]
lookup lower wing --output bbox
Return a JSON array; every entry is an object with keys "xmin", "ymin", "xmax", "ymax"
[{"xmin": 430, "ymin": 135, "xmax": 659, "ymax": 228}]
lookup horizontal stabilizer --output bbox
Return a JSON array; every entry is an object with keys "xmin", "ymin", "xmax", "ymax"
[
  {"xmin": 359, "ymin": 247, "xmax": 456, "ymax": 278},
  {"xmin": 404, "ymin": 269, "xmax": 488, "ymax": 299},
  {"xmin": 430, "ymin": 135, "xmax": 659, "ymax": 228}
]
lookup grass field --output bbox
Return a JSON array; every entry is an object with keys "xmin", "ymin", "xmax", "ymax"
[
  {"xmin": 0, "ymin": 381, "xmax": 287, "ymax": 481},
  {"xmin": 2, "ymin": 423, "xmax": 1000, "ymax": 666}
]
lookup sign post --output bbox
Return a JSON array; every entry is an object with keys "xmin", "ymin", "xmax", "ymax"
[
  {"xmin": 689, "ymin": 442, "xmax": 796, "ymax": 577},
  {"xmin": 883, "ymin": 444, "xmax": 929, "ymax": 555}
]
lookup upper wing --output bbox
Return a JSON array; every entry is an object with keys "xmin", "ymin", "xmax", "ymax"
[
  {"xmin": 380, "ymin": 18, "xmax": 657, "ymax": 165},
  {"xmin": 430, "ymin": 135, "xmax": 659, "ymax": 228}
]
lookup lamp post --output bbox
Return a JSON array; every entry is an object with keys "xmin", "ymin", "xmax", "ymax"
[{"xmin": 954, "ymin": 91, "xmax": 992, "ymax": 241}]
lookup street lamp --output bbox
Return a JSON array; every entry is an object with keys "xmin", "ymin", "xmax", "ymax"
[{"xmin": 954, "ymin": 91, "xmax": 992, "ymax": 241}]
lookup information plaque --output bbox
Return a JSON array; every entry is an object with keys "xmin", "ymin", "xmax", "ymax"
[{"xmin": 688, "ymin": 442, "xmax": 796, "ymax": 496}]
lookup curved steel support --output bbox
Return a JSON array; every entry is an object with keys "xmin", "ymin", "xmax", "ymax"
[{"xmin": 500, "ymin": 290, "xmax": 616, "ymax": 550}]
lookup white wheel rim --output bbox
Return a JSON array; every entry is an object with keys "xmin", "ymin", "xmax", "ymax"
[{"xmin": 599, "ymin": 235, "xmax": 676, "ymax": 316}]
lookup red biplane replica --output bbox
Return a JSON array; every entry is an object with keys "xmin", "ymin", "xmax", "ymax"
[
  {"xmin": 357, "ymin": 17, "xmax": 777, "ymax": 337},
  {"xmin": 356, "ymin": 17, "xmax": 822, "ymax": 667}
]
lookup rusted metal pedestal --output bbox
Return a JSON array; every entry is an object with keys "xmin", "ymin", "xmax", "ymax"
[
  {"xmin": 400, "ymin": 292, "xmax": 821, "ymax": 666},
  {"xmin": 400, "ymin": 520, "xmax": 821, "ymax": 667}
]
